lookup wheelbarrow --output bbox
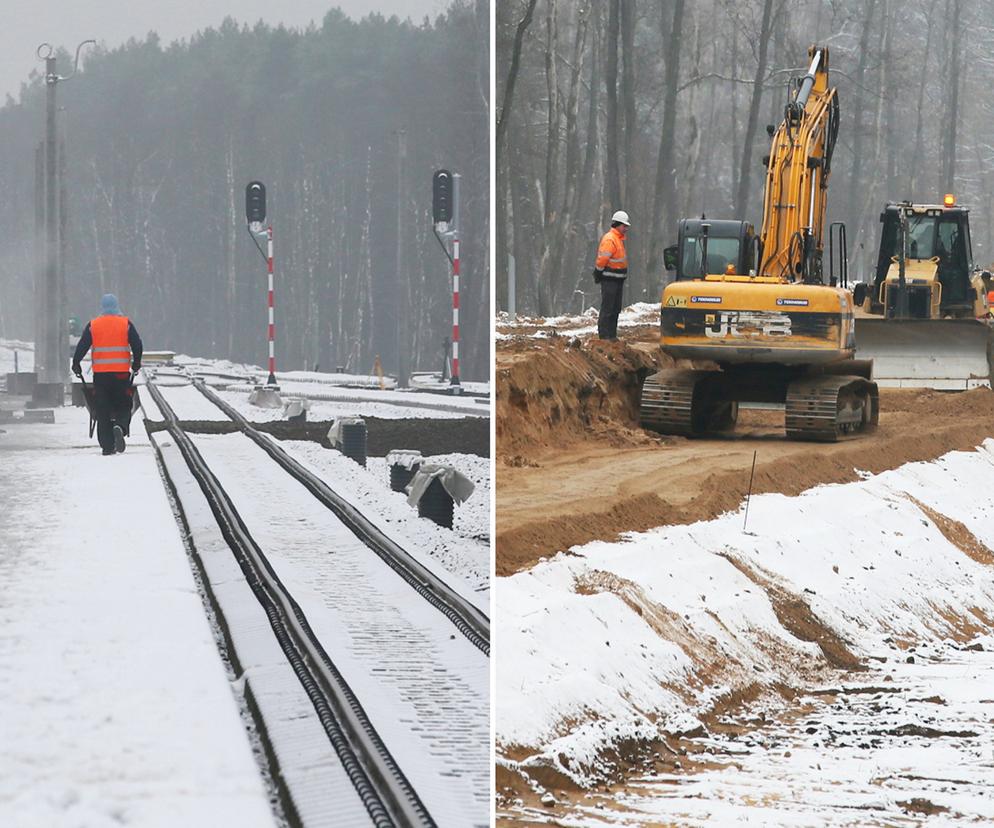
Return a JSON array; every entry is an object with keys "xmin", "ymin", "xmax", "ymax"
[{"xmin": 78, "ymin": 373, "xmax": 139, "ymax": 440}]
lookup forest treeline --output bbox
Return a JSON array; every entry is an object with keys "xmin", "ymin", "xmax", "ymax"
[
  {"xmin": 0, "ymin": 1, "xmax": 489, "ymax": 380},
  {"xmin": 497, "ymin": 0, "xmax": 989, "ymax": 316}
]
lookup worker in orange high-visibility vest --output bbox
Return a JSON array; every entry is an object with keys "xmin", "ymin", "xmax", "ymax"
[
  {"xmin": 593, "ymin": 210, "xmax": 630, "ymax": 340},
  {"xmin": 72, "ymin": 294, "xmax": 143, "ymax": 455}
]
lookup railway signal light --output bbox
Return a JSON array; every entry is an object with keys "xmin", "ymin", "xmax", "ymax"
[
  {"xmin": 432, "ymin": 169, "xmax": 452, "ymax": 226},
  {"xmin": 246, "ymin": 181, "xmax": 266, "ymax": 231}
]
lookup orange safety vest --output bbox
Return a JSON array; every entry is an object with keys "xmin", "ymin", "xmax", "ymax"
[
  {"xmin": 596, "ymin": 227, "xmax": 628, "ymax": 276},
  {"xmin": 90, "ymin": 315, "xmax": 132, "ymax": 373}
]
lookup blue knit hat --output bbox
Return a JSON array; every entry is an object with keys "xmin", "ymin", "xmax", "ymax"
[{"xmin": 100, "ymin": 294, "xmax": 121, "ymax": 315}]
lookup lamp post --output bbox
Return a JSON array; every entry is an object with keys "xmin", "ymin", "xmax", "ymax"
[{"xmin": 33, "ymin": 39, "xmax": 94, "ymax": 406}]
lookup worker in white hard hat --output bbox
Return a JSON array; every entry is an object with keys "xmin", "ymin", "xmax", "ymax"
[{"xmin": 593, "ymin": 210, "xmax": 630, "ymax": 340}]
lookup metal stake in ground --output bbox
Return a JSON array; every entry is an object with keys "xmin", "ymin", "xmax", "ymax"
[{"xmin": 743, "ymin": 449, "xmax": 758, "ymax": 533}]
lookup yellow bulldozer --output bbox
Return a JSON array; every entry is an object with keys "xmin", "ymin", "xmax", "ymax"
[
  {"xmin": 852, "ymin": 197, "xmax": 994, "ymax": 389},
  {"xmin": 640, "ymin": 45, "xmax": 878, "ymax": 441}
]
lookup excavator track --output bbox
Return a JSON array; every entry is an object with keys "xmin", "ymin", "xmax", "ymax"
[
  {"xmin": 785, "ymin": 375, "xmax": 879, "ymax": 442},
  {"xmin": 640, "ymin": 369, "xmax": 738, "ymax": 436}
]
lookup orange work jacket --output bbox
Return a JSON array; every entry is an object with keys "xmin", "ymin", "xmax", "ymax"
[
  {"xmin": 595, "ymin": 227, "xmax": 628, "ymax": 277},
  {"xmin": 90, "ymin": 315, "xmax": 132, "ymax": 373}
]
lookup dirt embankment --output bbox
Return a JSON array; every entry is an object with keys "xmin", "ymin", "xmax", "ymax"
[
  {"xmin": 496, "ymin": 335, "xmax": 994, "ymax": 575},
  {"xmin": 497, "ymin": 332, "xmax": 669, "ymax": 460}
]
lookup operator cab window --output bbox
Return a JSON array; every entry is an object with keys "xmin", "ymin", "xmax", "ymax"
[
  {"xmin": 682, "ymin": 236, "xmax": 741, "ymax": 277},
  {"xmin": 936, "ymin": 218, "xmax": 967, "ymax": 269},
  {"xmin": 906, "ymin": 215, "xmax": 937, "ymax": 260}
]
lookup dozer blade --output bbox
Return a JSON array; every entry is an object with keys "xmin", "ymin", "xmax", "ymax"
[{"xmin": 854, "ymin": 318, "xmax": 993, "ymax": 390}]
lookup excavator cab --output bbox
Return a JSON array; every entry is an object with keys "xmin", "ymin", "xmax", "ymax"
[{"xmin": 664, "ymin": 219, "xmax": 757, "ymax": 281}]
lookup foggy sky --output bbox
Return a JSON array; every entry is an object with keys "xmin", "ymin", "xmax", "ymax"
[{"xmin": 2, "ymin": 0, "xmax": 445, "ymax": 103}]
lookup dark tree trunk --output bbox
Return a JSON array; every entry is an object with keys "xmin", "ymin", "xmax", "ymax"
[
  {"xmin": 647, "ymin": 0, "xmax": 686, "ymax": 283},
  {"xmin": 605, "ymin": 0, "xmax": 622, "ymax": 210},
  {"xmin": 734, "ymin": 0, "xmax": 775, "ymax": 217}
]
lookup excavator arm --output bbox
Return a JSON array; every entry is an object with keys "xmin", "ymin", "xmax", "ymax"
[{"xmin": 759, "ymin": 46, "xmax": 840, "ymax": 284}]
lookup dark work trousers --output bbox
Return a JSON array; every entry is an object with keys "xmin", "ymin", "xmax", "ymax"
[
  {"xmin": 92, "ymin": 373, "xmax": 134, "ymax": 452},
  {"xmin": 598, "ymin": 277, "xmax": 626, "ymax": 339}
]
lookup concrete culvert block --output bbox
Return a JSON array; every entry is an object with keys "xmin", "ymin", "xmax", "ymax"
[
  {"xmin": 31, "ymin": 383, "xmax": 64, "ymax": 408},
  {"xmin": 406, "ymin": 464, "xmax": 475, "ymax": 529},
  {"xmin": 23, "ymin": 409, "xmax": 55, "ymax": 424},
  {"xmin": 248, "ymin": 384, "xmax": 283, "ymax": 409},
  {"xmin": 283, "ymin": 398, "xmax": 309, "ymax": 423},
  {"xmin": 6, "ymin": 372, "xmax": 37, "ymax": 395},
  {"xmin": 418, "ymin": 478, "xmax": 454, "ymax": 528},
  {"xmin": 327, "ymin": 417, "xmax": 367, "ymax": 466},
  {"xmin": 387, "ymin": 449, "xmax": 422, "ymax": 493}
]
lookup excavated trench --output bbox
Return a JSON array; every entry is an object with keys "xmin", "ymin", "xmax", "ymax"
[{"xmin": 145, "ymin": 415, "xmax": 489, "ymax": 457}]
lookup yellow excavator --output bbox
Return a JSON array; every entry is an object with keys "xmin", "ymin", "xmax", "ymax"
[
  {"xmin": 852, "ymin": 198, "xmax": 993, "ymax": 389},
  {"xmin": 640, "ymin": 45, "xmax": 878, "ymax": 441}
]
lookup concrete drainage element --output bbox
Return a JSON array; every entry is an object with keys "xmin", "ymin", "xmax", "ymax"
[
  {"xmin": 24, "ymin": 409, "xmax": 55, "ymax": 424},
  {"xmin": 5, "ymin": 372, "xmax": 37, "ymax": 395},
  {"xmin": 327, "ymin": 417, "xmax": 367, "ymax": 466},
  {"xmin": 283, "ymin": 398, "xmax": 309, "ymax": 422},
  {"xmin": 417, "ymin": 478, "xmax": 454, "ymax": 528},
  {"xmin": 388, "ymin": 449, "xmax": 422, "ymax": 493},
  {"xmin": 406, "ymin": 464, "xmax": 475, "ymax": 530},
  {"xmin": 31, "ymin": 383, "xmax": 64, "ymax": 407},
  {"xmin": 0, "ymin": 409, "xmax": 55, "ymax": 424},
  {"xmin": 248, "ymin": 384, "xmax": 283, "ymax": 409}
]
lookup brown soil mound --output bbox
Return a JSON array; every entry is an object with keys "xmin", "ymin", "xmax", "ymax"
[
  {"xmin": 496, "ymin": 336, "xmax": 994, "ymax": 575},
  {"xmin": 497, "ymin": 335, "xmax": 670, "ymax": 458}
]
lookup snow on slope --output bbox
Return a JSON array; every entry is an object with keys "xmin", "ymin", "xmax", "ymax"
[{"xmin": 497, "ymin": 442, "xmax": 994, "ymax": 786}]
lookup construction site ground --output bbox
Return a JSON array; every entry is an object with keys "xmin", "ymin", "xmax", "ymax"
[
  {"xmin": 496, "ymin": 321, "xmax": 994, "ymax": 825},
  {"xmin": 497, "ymin": 326, "xmax": 994, "ymax": 575}
]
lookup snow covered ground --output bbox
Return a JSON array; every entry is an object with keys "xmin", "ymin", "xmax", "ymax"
[
  {"xmin": 513, "ymin": 640, "xmax": 994, "ymax": 826},
  {"xmin": 0, "ymin": 407, "xmax": 275, "ymax": 827},
  {"xmin": 498, "ymin": 443, "xmax": 994, "ymax": 824},
  {"xmin": 187, "ymin": 432, "xmax": 490, "ymax": 826},
  {"xmin": 143, "ymin": 361, "xmax": 488, "ymax": 422},
  {"xmin": 495, "ymin": 302, "xmax": 660, "ymax": 340},
  {"xmin": 144, "ymin": 379, "xmax": 488, "ymax": 597},
  {"xmin": 214, "ymin": 384, "xmax": 486, "ymax": 421},
  {"xmin": 286, "ymin": 442, "xmax": 490, "ymax": 595},
  {"xmin": 173, "ymin": 352, "xmax": 491, "ymax": 402},
  {"xmin": 0, "ymin": 341, "xmax": 492, "ymax": 826}
]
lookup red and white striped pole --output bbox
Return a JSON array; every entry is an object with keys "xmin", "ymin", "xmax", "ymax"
[
  {"xmin": 451, "ymin": 237, "xmax": 461, "ymax": 387},
  {"xmin": 267, "ymin": 225, "xmax": 276, "ymax": 385}
]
